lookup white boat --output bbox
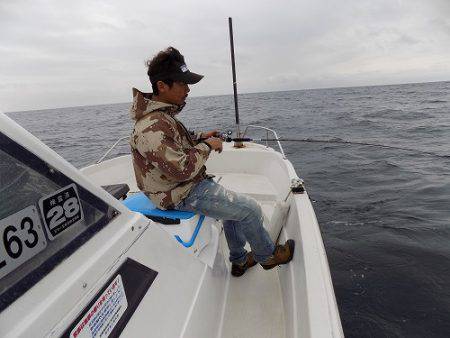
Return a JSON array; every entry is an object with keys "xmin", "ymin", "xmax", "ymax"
[{"xmin": 0, "ymin": 113, "xmax": 343, "ymax": 337}]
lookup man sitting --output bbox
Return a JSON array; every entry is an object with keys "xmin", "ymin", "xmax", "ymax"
[{"xmin": 129, "ymin": 47, "xmax": 294, "ymax": 277}]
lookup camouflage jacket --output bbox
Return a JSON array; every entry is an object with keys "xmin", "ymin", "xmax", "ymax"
[{"xmin": 129, "ymin": 88, "xmax": 211, "ymax": 209}]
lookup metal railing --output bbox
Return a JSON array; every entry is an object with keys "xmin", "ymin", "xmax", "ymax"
[
  {"xmin": 242, "ymin": 125, "xmax": 286, "ymax": 158},
  {"xmin": 96, "ymin": 136, "xmax": 129, "ymax": 164},
  {"xmin": 96, "ymin": 125, "xmax": 287, "ymax": 164}
]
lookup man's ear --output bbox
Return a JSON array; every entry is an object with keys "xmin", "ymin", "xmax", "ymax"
[{"xmin": 156, "ymin": 81, "xmax": 167, "ymax": 93}]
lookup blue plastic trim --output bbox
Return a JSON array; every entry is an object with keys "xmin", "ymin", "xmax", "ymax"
[{"xmin": 174, "ymin": 215, "xmax": 206, "ymax": 248}]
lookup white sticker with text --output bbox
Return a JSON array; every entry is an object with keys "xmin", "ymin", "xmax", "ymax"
[{"xmin": 70, "ymin": 274, "xmax": 128, "ymax": 338}]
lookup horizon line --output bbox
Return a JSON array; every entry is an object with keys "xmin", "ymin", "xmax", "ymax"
[{"xmin": 5, "ymin": 79, "xmax": 449, "ymax": 115}]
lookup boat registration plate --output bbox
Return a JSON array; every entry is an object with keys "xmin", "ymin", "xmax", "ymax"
[
  {"xmin": 0, "ymin": 205, "xmax": 48, "ymax": 279},
  {"xmin": 39, "ymin": 183, "xmax": 84, "ymax": 240}
]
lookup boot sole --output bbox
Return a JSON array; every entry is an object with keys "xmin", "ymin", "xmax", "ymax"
[{"xmin": 261, "ymin": 240, "xmax": 295, "ymax": 270}]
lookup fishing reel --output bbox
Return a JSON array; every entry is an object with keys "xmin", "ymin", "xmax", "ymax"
[{"xmin": 219, "ymin": 130, "xmax": 233, "ymax": 142}]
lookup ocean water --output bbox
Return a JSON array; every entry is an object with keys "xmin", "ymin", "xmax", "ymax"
[{"xmin": 8, "ymin": 81, "xmax": 450, "ymax": 337}]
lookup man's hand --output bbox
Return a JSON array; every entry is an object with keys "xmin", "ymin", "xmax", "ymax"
[
  {"xmin": 200, "ymin": 130, "xmax": 220, "ymax": 139},
  {"xmin": 204, "ymin": 137, "xmax": 223, "ymax": 153}
]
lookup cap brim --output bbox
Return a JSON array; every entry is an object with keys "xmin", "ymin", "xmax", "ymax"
[{"xmin": 175, "ymin": 71, "xmax": 204, "ymax": 84}]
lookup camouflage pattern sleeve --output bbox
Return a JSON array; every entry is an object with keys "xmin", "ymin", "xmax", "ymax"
[{"xmin": 134, "ymin": 115, "xmax": 211, "ymax": 182}]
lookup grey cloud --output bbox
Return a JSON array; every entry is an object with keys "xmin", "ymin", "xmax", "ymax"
[{"xmin": 1, "ymin": 0, "xmax": 450, "ymax": 112}]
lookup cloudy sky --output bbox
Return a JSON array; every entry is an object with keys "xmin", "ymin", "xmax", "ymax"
[{"xmin": 1, "ymin": 0, "xmax": 450, "ymax": 112}]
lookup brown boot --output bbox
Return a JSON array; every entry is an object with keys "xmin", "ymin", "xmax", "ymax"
[
  {"xmin": 231, "ymin": 252, "xmax": 257, "ymax": 277},
  {"xmin": 260, "ymin": 240, "xmax": 295, "ymax": 270}
]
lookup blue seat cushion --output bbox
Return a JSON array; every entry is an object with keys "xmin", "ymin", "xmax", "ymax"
[{"xmin": 123, "ymin": 192, "xmax": 195, "ymax": 220}]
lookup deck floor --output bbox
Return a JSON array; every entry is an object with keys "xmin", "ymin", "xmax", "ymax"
[
  {"xmin": 221, "ymin": 264, "xmax": 286, "ymax": 338},
  {"xmin": 216, "ymin": 172, "xmax": 287, "ymax": 338}
]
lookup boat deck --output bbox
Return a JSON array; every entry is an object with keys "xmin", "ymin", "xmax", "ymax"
[
  {"xmin": 221, "ymin": 263, "xmax": 286, "ymax": 338},
  {"xmin": 213, "ymin": 172, "xmax": 278, "ymax": 220},
  {"xmin": 214, "ymin": 172, "xmax": 286, "ymax": 338},
  {"xmin": 81, "ymin": 156, "xmax": 290, "ymax": 337}
]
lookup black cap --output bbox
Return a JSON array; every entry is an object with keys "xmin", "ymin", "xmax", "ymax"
[{"xmin": 150, "ymin": 61, "xmax": 203, "ymax": 85}]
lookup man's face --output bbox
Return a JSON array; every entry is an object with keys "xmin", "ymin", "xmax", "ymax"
[{"xmin": 157, "ymin": 81, "xmax": 190, "ymax": 106}]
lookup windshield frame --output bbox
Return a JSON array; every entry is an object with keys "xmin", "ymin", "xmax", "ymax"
[{"xmin": 0, "ymin": 132, "xmax": 119, "ymax": 312}]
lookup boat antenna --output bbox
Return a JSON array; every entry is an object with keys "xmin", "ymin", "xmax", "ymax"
[{"xmin": 228, "ymin": 17, "xmax": 243, "ymax": 147}]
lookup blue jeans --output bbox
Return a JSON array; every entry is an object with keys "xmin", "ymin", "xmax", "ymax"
[{"xmin": 176, "ymin": 178, "xmax": 275, "ymax": 264}]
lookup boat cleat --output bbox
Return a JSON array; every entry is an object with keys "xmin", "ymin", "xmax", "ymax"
[{"xmin": 290, "ymin": 178, "xmax": 306, "ymax": 194}]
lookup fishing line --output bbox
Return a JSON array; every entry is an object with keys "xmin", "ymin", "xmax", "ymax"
[
  {"xmin": 225, "ymin": 137, "xmax": 450, "ymax": 159},
  {"xmin": 223, "ymin": 18, "xmax": 446, "ymax": 161}
]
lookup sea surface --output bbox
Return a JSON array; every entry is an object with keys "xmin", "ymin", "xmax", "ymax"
[{"xmin": 8, "ymin": 81, "xmax": 450, "ymax": 337}]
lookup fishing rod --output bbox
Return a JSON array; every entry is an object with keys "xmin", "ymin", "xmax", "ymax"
[
  {"xmin": 228, "ymin": 17, "xmax": 244, "ymax": 147},
  {"xmin": 228, "ymin": 17, "xmax": 240, "ymax": 136},
  {"xmin": 218, "ymin": 135, "xmax": 450, "ymax": 159}
]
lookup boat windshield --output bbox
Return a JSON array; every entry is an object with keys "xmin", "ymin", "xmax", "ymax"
[{"xmin": 0, "ymin": 132, "xmax": 118, "ymax": 312}]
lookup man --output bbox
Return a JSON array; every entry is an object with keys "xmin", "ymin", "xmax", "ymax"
[{"xmin": 130, "ymin": 47, "xmax": 294, "ymax": 276}]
